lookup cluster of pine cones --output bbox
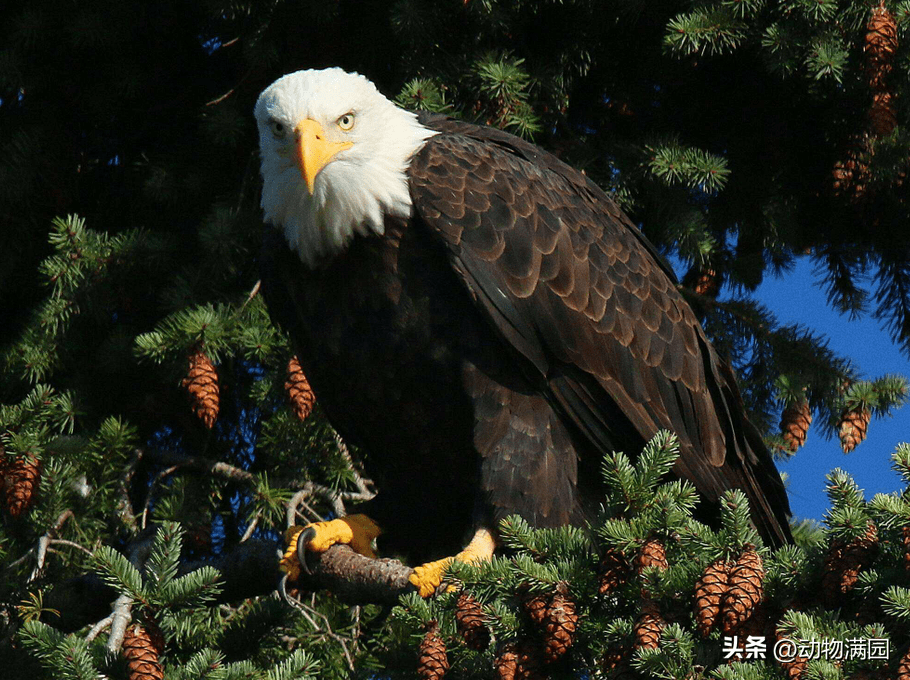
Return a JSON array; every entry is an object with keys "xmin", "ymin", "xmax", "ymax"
[
  {"xmin": 778, "ymin": 393, "xmax": 871, "ymax": 455},
  {"xmin": 182, "ymin": 350, "xmax": 316, "ymax": 428},
  {"xmin": 832, "ymin": 0, "xmax": 900, "ymax": 201},
  {"xmin": 599, "ymin": 538, "xmax": 675, "ymax": 676},
  {"xmin": 416, "ymin": 587, "xmax": 579, "ymax": 680},
  {"xmin": 594, "ymin": 528, "xmax": 910, "ymax": 679}
]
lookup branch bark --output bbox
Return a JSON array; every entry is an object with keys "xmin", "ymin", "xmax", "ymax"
[{"xmin": 285, "ymin": 544, "xmax": 415, "ymax": 605}]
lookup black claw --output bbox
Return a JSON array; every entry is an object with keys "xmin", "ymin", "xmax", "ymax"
[
  {"xmin": 296, "ymin": 526, "xmax": 318, "ymax": 575},
  {"xmin": 278, "ymin": 573, "xmax": 292, "ymax": 605}
]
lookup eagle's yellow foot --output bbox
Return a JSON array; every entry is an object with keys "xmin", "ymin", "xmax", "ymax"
[
  {"xmin": 410, "ymin": 557, "xmax": 455, "ymax": 598},
  {"xmin": 409, "ymin": 528, "xmax": 496, "ymax": 597},
  {"xmin": 280, "ymin": 514, "xmax": 381, "ymax": 581}
]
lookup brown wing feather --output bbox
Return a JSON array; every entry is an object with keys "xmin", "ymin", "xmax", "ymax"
[{"xmin": 409, "ymin": 115, "xmax": 792, "ymax": 547}]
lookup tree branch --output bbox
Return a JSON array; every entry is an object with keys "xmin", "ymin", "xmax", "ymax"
[{"xmin": 284, "ymin": 544, "xmax": 415, "ymax": 605}]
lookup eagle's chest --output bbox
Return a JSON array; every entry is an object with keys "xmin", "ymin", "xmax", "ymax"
[{"xmin": 278, "ymin": 220, "xmax": 482, "ymax": 465}]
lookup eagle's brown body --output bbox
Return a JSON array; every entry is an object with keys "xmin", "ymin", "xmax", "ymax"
[{"xmin": 261, "ymin": 114, "xmax": 792, "ymax": 559}]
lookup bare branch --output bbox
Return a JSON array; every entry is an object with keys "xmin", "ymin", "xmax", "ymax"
[
  {"xmin": 28, "ymin": 510, "xmax": 74, "ymax": 583},
  {"xmin": 48, "ymin": 539, "xmax": 95, "ymax": 558},
  {"xmin": 334, "ymin": 433, "xmax": 376, "ymax": 498},
  {"xmin": 86, "ymin": 613, "xmax": 114, "ymax": 643},
  {"xmin": 240, "ymin": 513, "xmax": 260, "ymax": 543},
  {"xmin": 141, "ymin": 448, "xmax": 376, "ymax": 524},
  {"xmin": 144, "ymin": 448, "xmax": 255, "ymax": 484},
  {"xmin": 106, "ymin": 594, "xmax": 133, "ymax": 655},
  {"xmin": 287, "ymin": 488, "xmax": 324, "ymax": 527}
]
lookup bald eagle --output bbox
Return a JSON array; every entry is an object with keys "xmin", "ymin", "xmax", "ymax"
[{"xmin": 255, "ymin": 68, "xmax": 791, "ymax": 595}]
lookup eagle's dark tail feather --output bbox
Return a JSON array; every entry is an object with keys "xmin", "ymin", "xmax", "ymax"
[{"xmin": 717, "ymin": 358, "xmax": 793, "ymax": 549}]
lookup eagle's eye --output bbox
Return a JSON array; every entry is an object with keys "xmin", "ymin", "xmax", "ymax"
[
  {"xmin": 269, "ymin": 120, "xmax": 286, "ymax": 138},
  {"xmin": 337, "ymin": 113, "xmax": 355, "ymax": 131}
]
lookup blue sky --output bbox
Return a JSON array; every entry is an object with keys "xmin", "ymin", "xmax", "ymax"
[{"xmin": 750, "ymin": 258, "xmax": 909, "ymax": 522}]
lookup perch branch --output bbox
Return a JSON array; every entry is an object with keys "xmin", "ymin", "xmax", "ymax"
[{"xmin": 282, "ymin": 544, "xmax": 415, "ymax": 605}]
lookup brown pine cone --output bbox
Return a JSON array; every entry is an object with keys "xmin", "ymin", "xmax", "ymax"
[
  {"xmin": 634, "ymin": 537, "xmax": 667, "ymax": 598},
  {"xmin": 598, "ymin": 547, "xmax": 628, "ymax": 595},
  {"xmin": 602, "ymin": 644, "xmax": 637, "ymax": 679},
  {"xmin": 455, "ymin": 592, "xmax": 490, "ymax": 651},
  {"xmin": 731, "ymin": 601, "xmax": 770, "ymax": 643},
  {"xmin": 522, "ymin": 586, "xmax": 578, "ymax": 663},
  {"xmin": 418, "ymin": 622, "xmax": 449, "ymax": 680},
  {"xmin": 821, "ymin": 522, "xmax": 878, "ymax": 602},
  {"xmin": 494, "ymin": 641, "xmax": 547, "ymax": 680},
  {"xmin": 839, "ymin": 407, "xmax": 871, "ymax": 453},
  {"xmin": 832, "ymin": 141, "xmax": 872, "ymax": 202},
  {"xmin": 774, "ymin": 627, "xmax": 811, "ymax": 680},
  {"xmin": 184, "ymin": 349, "xmax": 219, "ymax": 428},
  {"xmin": 5, "ymin": 455, "xmax": 40, "ymax": 519},
  {"xmin": 694, "ymin": 557, "xmax": 730, "ymax": 637},
  {"xmin": 601, "ymin": 643, "xmax": 628, "ymax": 672},
  {"xmin": 140, "ymin": 618, "xmax": 165, "ymax": 656},
  {"xmin": 523, "ymin": 593, "xmax": 550, "ymax": 627},
  {"xmin": 722, "ymin": 546, "xmax": 764, "ymax": 634},
  {"xmin": 285, "ymin": 356, "xmax": 316, "ymax": 421},
  {"xmin": 121, "ymin": 624, "xmax": 164, "ymax": 680},
  {"xmin": 897, "ymin": 647, "xmax": 910, "ymax": 680},
  {"xmin": 865, "ymin": 0, "xmax": 898, "ymax": 90},
  {"xmin": 541, "ymin": 590, "xmax": 578, "ymax": 662},
  {"xmin": 821, "ymin": 541, "xmax": 850, "ymax": 602},
  {"xmin": 495, "ymin": 645, "xmax": 518, "ymax": 680},
  {"xmin": 633, "ymin": 599, "xmax": 664, "ymax": 650},
  {"xmin": 683, "ymin": 266, "xmax": 721, "ymax": 299},
  {"xmin": 869, "ymin": 91, "xmax": 897, "ymax": 138},
  {"xmin": 634, "ymin": 537, "xmax": 668, "ymax": 573},
  {"xmin": 903, "ymin": 526, "xmax": 910, "ymax": 572},
  {"xmin": 832, "ymin": 155, "xmax": 855, "ymax": 195},
  {"xmin": 779, "ymin": 400, "xmax": 812, "ymax": 453}
]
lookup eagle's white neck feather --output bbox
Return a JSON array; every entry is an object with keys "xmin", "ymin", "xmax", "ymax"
[{"xmin": 255, "ymin": 69, "xmax": 437, "ymax": 267}]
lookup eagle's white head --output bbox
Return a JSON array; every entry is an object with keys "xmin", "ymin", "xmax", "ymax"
[{"xmin": 254, "ymin": 68, "xmax": 436, "ymax": 266}]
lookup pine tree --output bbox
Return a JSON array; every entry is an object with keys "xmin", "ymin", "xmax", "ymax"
[
  {"xmin": 597, "ymin": 547, "xmax": 628, "ymax": 595},
  {"xmin": 4, "ymin": 2, "xmax": 910, "ymax": 679}
]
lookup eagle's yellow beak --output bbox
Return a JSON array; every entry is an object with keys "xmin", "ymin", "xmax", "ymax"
[{"xmin": 294, "ymin": 119, "xmax": 353, "ymax": 195}]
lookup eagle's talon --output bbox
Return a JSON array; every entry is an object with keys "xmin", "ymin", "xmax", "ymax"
[
  {"xmin": 278, "ymin": 573, "xmax": 292, "ymax": 604},
  {"xmin": 409, "ymin": 528, "xmax": 497, "ymax": 598},
  {"xmin": 280, "ymin": 515, "xmax": 381, "ymax": 583},
  {"xmin": 296, "ymin": 525, "xmax": 318, "ymax": 575},
  {"xmin": 409, "ymin": 558, "xmax": 453, "ymax": 598}
]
